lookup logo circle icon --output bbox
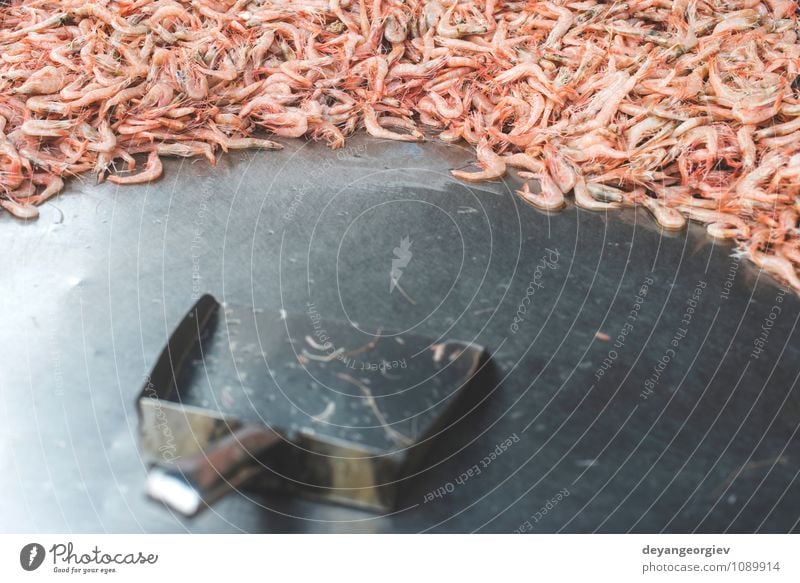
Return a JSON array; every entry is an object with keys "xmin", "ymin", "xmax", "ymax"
[{"xmin": 20, "ymin": 543, "xmax": 45, "ymax": 571}]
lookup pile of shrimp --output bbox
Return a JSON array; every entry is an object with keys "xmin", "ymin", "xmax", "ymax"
[{"xmin": 1, "ymin": 1, "xmax": 800, "ymax": 290}]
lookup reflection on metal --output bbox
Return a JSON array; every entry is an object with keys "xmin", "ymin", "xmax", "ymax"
[{"xmin": 138, "ymin": 294, "xmax": 486, "ymax": 515}]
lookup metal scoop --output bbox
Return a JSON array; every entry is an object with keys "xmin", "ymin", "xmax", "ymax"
[{"xmin": 138, "ymin": 295, "xmax": 486, "ymax": 516}]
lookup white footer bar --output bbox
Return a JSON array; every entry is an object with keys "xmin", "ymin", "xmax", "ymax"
[{"xmin": 1, "ymin": 534, "xmax": 796, "ymax": 582}]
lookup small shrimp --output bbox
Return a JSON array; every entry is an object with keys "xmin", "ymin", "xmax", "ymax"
[
  {"xmin": 16, "ymin": 66, "xmax": 65, "ymax": 95},
  {"xmin": 101, "ymin": 84, "xmax": 147, "ymax": 115},
  {"xmin": 424, "ymin": 67, "xmax": 476, "ymax": 92},
  {"xmin": 422, "ymin": 0, "xmax": 445, "ymax": 30},
  {"xmin": 86, "ymin": 120, "xmax": 116, "ymax": 154},
  {"xmin": 0, "ymin": 11, "xmax": 67, "ymax": 42},
  {"xmin": 502, "ymin": 153, "xmax": 544, "ymax": 173},
  {"xmin": 542, "ymin": 1, "xmax": 575, "ymax": 48},
  {"xmin": 25, "ymin": 95, "xmax": 68, "ymax": 115},
  {"xmin": 0, "ymin": 197, "xmax": 39, "ymax": 219},
  {"xmin": 65, "ymin": 80, "xmax": 128, "ymax": 112},
  {"xmin": 451, "ymin": 140, "xmax": 506, "ymax": 181},
  {"xmin": 224, "ymin": 138, "xmax": 283, "ymax": 151},
  {"xmin": 641, "ymin": 196, "xmax": 687, "ymax": 230},
  {"xmin": 140, "ymin": 83, "xmax": 174, "ymax": 110},
  {"xmin": 254, "ymin": 111, "xmax": 309, "ymax": 138},
  {"xmin": 10, "ymin": 181, "xmax": 36, "ymax": 199},
  {"xmin": 177, "ymin": 64, "xmax": 208, "ymax": 101},
  {"xmin": 437, "ymin": 3, "xmax": 489, "ymax": 38},
  {"xmin": 517, "ymin": 171, "xmax": 565, "ymax": 211},
  {"xmin": 148, "ymin": 2, "xmax": 191, "ymax": 27},
  {"xmin": 677, "ymin": 206, "xmax": 750, "ymax": 239},
  {"xmin": 239, "ymin": 94, "xmax": 284, "ymax": 118},
  {"xmin": 736, "ymin": 125, "xmax": 756, "ymax": 169},
  {"xmin": 384, "ymin": 11, "xmax": 408, "ymax": 43},
  {"xmin": 573, "ymin": 176, "xmax": 621, "ymax": 211},
  {"xmin": 428, "ymin": 89, "xmax": 463, "ymax": 119},
  {"xmin": 153, "ymin": 142, "xmax": 216, "ymax": 166},
  {"xmin": 214, "ymin": 113, "xmax": 247, "ymax": 131},
  {"xmin": 544, "ymin": 145, "xmax": 577, "ymax": 193},
  {"xmin": 108, "ymin": 151, "xmax": 163, "ymax": 185},
  {"xmin": 21, "ymin": 119, "xmax": 75, "ymax": 138},
  {"xmin": 768, "ymin": 153, "xmax": 800, "ymax": 191},
  {"xmin": 732, "ymin": 90, "xmax": 784, "ymax": 125},
  {"xmin": 69, "ymin": 5, "xmax": 147, "ymax": 36},
  {"xmin": 736, "ymin": 153, "xmax": 787, "ymax": 196},
  {"xmin": 30, "ymin": 174, "xmax": 65, "ymax": 204},
  {"xmin": 586, "ymin": 183, "xmax": 627, "ymax": 204},
  {"xmin": 353, "ymin": 55, "xmax": 389, "ymax": 96},
  {"xmin": 711, "ymin": 9, "xmax": 760, "ymax": 35},
  {"xmin": 363, "ymin": 105, "xmax": 424, "ymax": 142},
  {"xmin": 754, "ymin": 117, "xmax": 800, "ymax": 139},
  {"xmin": 627, "ymin": 116, "xmax": 671, "ymax": 149},
  {"xmin": 438, "ymin": 125, "xmax": 463, "ymax": 143},
  {"xmin": 763, "ymin": 0, "xmax": 795, "ymax": 18},
  {"xmin": 495, "ymin": 62, "xmax": 559, "ymax": 98},
  {"xmin": 0, "ymin": 141, "xmax": 26, "ymax": 190},
  {"xmin": 389, "ymin": 56, "xmax": 447, "ymax": 80},
  {"xmin": 750, "ymin": 249, "xmax": 800, "ymax": 291}
]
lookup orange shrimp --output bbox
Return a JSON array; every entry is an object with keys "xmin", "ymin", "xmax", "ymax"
[
  {"xmin": 108, "ymin": 151, "xmax": 163, "ymax": 185},
  {"xmin": 0, "ymin": 0, "xmax": 797, "ymax": 294},
  {"xmin": 363, "ymin": 104, "xmax": 423, "ymax": 142},
  {"xmin": 517, "ymin": 170, "xmax": 565, "ymax": 211},
  {"xmin": 451, "ymin": 140, "xmax": 506, "ymax": 181}
]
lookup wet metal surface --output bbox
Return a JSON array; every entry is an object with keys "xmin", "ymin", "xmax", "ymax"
[
  {"xmin": 138, "ymin": 294, "xmax": 485, "ymax": 513},
  {"xmin": 1, "ymin": 134, "xmax": 799, "ymax": 532}
]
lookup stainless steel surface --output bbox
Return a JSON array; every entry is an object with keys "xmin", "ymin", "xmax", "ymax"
[
  {"xmin": 1, "ymin": 134, "xmax": 799, "ymax": 532},
  {"xmin": 145, "ymin": 425, "xmax": 283, "ymax": 517},
  {"xmin": 139, "ymin": 294, "xmax": 485, "ymax": 514}
]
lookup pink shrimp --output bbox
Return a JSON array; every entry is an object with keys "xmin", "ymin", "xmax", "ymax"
[
  {"xmin": 451, "ymin": 140, "xmax": 506, "ymax": 181},
  {"xmin": 15, "ymin": 66, "xmax": 65, "ymax": 95},
  {"xmin": 108, "ymin": 151, "xmax": 163, "ymax": 185},
  {"xmin": 1, "ymin": 196, "xmax": 39, "ymax": 218},
  {"xmin": 517, "ymin": 170, "xmax": 565, "ymax": 211},
  {"xmin": 544, "ymin": 145, "xmax": 577, "ymax": 193},
  {"xmin": 750, "ymin": 249, "xmax": 800, "ymax": 291},
  {"xmin": 30, "ymin": 173, "xmax": 65, "ymax": 203},
  {"xmin": 573, "ymin": 176, "xmax": 621, "ymax": 212},
  {"xmin": 363, "ymin": 105, "xmax": 424, "ymax": 142},
  {"xmin": 0, "ymin": 0, "xmax": 798, "ymax": 295}
]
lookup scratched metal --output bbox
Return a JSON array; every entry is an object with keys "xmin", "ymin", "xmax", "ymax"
[
  {"xmin": 1, "ymin": 134, "xmax": 799, "ymax": 532},
  {"xmin": 172, "ymin": 302, "xmax": 479, "ymax": 449},
  {"xmin": 138, "ymin": 294, "xmax": 484, "ymax": 511}
]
